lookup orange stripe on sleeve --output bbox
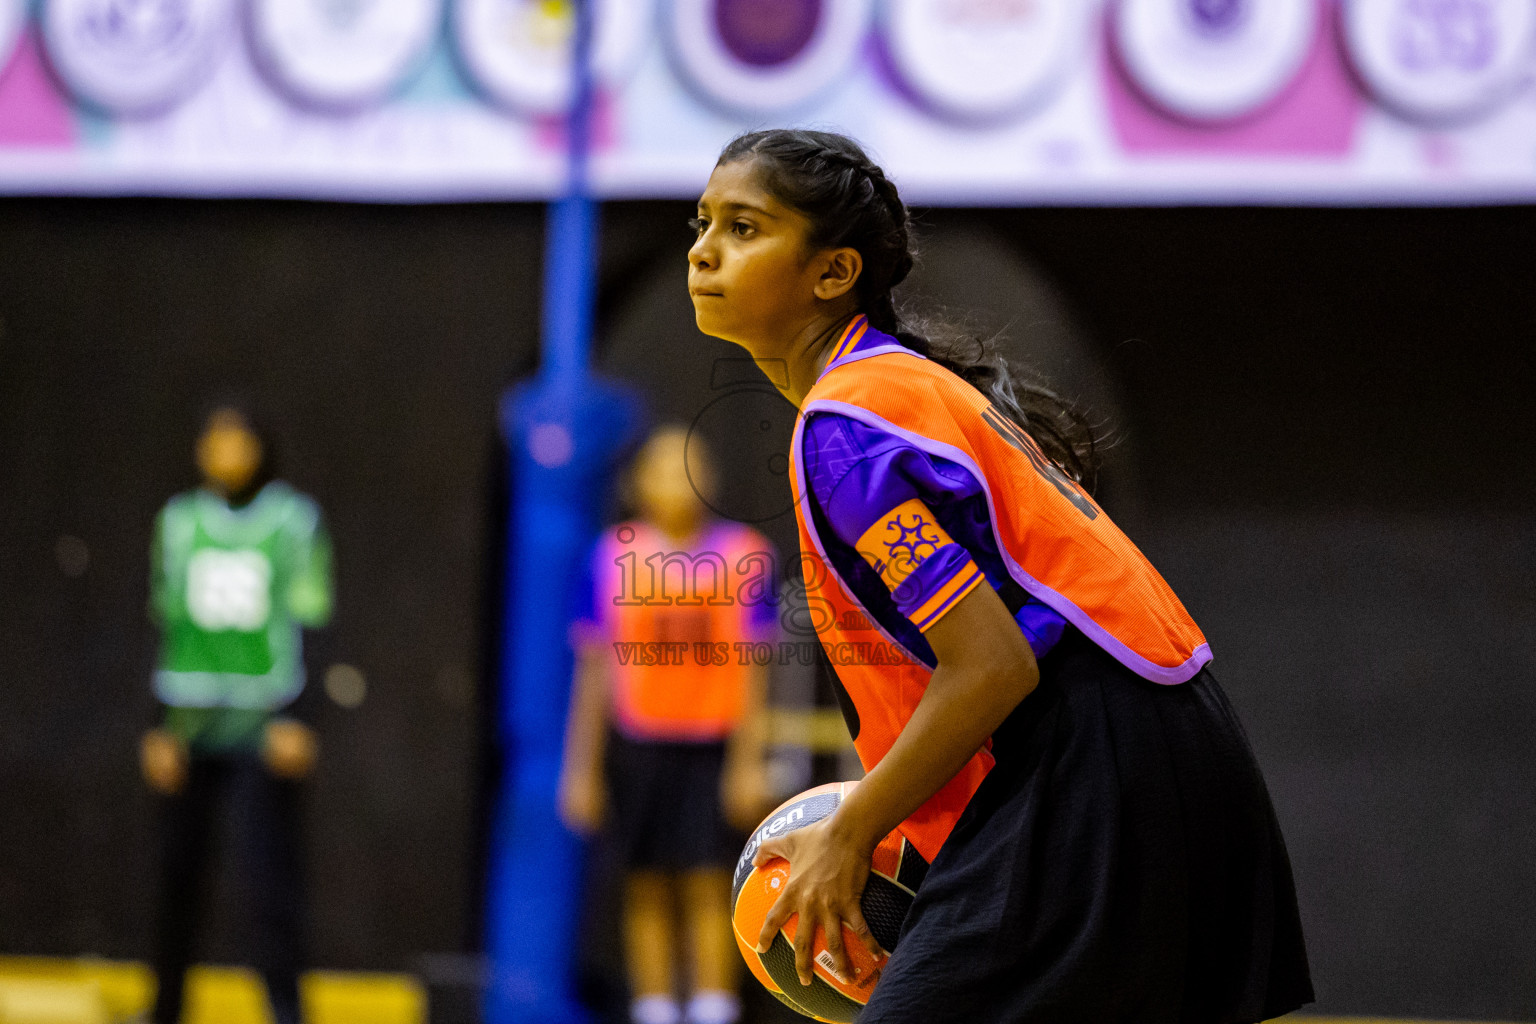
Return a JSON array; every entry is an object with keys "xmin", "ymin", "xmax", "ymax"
[{"xmin": 912, "ymin": 563, "xmax": 984, "ymax": 632}]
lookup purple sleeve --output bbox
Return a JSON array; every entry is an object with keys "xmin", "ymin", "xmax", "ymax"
[
  {"xmin": 740, "ymin": 530, "xmax": 780, "ymax": 636},
  {"xmin": 802, "ymin": 414, "xmax": 981, "ymax": 630},
  {"xmin": 802, "ymin": 412, "xmax": 1068, "ymax": 655}
]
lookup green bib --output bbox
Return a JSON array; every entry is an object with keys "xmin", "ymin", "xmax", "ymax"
[{"xmin": 152, "ymin": 482, "xmax": 331, "ymax": 711}]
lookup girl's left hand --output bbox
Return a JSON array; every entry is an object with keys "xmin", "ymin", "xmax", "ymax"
[{"xmin": 752, "ymin": 816, "xmax": 887, "ymax": 987}]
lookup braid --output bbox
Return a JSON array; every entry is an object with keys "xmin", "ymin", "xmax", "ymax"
[
  {"xmin": 799, "ymin": 144, "xmax": 914, "ymax": 333},
  {"xmin": 818, "ymin": 148, "xmax": 905, "ymax": 234},
  {"xmin": 859, "ymin": 162, "xmax": 913, "ymax": 331}
]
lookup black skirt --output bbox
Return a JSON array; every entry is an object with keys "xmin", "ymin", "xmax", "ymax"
[
  {"xmin": 605, "ymin": 730, "xmax": 740, "ymax": 872},
  {"xmin": 859, "ymin": 628, "xmax": 1313, "ymax": 1024}
]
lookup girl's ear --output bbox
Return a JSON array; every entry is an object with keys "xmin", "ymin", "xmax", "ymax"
[{"xmin": 813, "ymin": 247, "xmax": 863, "ymax": 302}]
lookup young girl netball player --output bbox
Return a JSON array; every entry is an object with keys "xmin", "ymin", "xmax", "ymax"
[
  {"xmin": 559, "ymin": 426, "xmax": 778, "ymax": 1024},
  {"xmin": 687, "ymin": 130, "xmax": 1312, "ymax": 1023}
]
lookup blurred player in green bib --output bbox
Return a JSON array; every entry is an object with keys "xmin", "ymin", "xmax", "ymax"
[{"xmin": 139, "ymin": 406, "xmax": 333, "ymax": 1024}]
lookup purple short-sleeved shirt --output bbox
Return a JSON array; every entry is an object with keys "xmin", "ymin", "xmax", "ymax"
[{"xmin": 800, "ymin": 324, "xmax": 1067, "ymax": 663}]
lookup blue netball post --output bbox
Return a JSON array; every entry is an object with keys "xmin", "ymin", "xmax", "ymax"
[{"xmin": 484, "ymin": 3, "xmax": 639, "ymax": 1022}]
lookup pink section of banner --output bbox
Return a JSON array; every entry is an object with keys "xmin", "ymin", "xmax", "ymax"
[
  {"xmin": 1104, "ymin": 3, "xmax": 1362, "ymax": 157},
  {"xmin": 0, "ymin": 29, "xmax": 75, "ymax": 149},
  {"xmin": 535, "ymin": 88, "xmax": 619, "ymax": 154}
]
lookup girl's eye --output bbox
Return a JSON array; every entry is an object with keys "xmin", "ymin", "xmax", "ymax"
[
  {"xmin": 731, "ymin": 221, "xmax": 754, "ymax": 236},
  {"xmin": 688, "ymin": 216, "xmax": 706, "ymax": 234}
]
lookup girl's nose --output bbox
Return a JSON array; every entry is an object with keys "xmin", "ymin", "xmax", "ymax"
[{"xmin": 689, "ymin": 235, "xmax": 713, "ymax": 270}]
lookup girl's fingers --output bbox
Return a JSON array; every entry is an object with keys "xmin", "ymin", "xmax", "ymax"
[
  {"xmin": 822, "ymin": 910, "xmax": 852, "ymax": 983},
  {"xmin": 756, "ymin": 881, "xmax": 795, "ymax": 953},
  {"xmin": 844, "ymin": 905, "xmax": 888, "ymax": 960},
  {"xmin": 793, "ymin": 913, "xmax": 816, "ymax": 985},
  {"xmin": 752, "ymin": 832, "xmax": 794, "ymax": 868}
]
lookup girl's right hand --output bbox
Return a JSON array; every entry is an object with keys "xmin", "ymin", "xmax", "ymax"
[
  {"xmin": 141, "ymin": 728, "xmax": 187, "ymax": 795},
  {"xmin": 753, "ymin": 815, "xmax": 888, "ymax": 988},
  {"xmin": 558, "ymin": 769, "xmax": 606, "ymax": 835}
]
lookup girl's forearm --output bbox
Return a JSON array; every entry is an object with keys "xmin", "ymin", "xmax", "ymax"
[
  {"xmin": 827, "ymin": 577, "xmax": 1041, "ymax": 853},
  {"xmin": 828, "ymin": 659, "xmax": 1029, "ymax": 854},
  {"xmin": 561, "ymin": 651, "xmax": 609, "ymax": 779}
]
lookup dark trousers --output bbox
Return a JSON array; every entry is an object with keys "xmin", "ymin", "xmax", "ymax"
[{"xmin": 151, "ymin": 753, "xmax": 305, "ymax": 1024}]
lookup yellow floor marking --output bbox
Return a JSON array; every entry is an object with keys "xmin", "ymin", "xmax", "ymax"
[
  {"xmin": 0, "ymin": 977, "xmax": 109, "ymax": 1024},
  {"xmin": 0, "ymin": 958, "xmax": 423, "ymax": 1024}
]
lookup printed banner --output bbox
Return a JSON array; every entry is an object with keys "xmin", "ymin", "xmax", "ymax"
[
  {"xmin": 250, "ymin": 0, "xmax": 444, "ymax": 111},
  {"xmin": 0, "ymin": 0, "xmax": 1532, "ymax": 203}
]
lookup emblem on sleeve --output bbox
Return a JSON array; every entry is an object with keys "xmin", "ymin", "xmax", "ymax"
[{"xmin": 856, "ymin": 499, "xmax": 953, "ymax": 592}]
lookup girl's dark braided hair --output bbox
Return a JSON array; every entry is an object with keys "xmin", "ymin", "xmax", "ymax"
[{"xmin": 717, "ymin": 129, "xmax": 1101, "ymax": 490}]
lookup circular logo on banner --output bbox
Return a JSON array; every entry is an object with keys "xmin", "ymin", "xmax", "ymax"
[
  {"xmin": 1113, "ymin": 0, "xmax": 1318, "ymax": 121},
  {"xmin": 883, "ymin": 0, "xmax": 1095, "ymax": 122},
  {"xmin": 1343, "ymin": 0, "xmax": 1536, "ymax": 123},
  {"xmin": 667, "ymin": 0, "xmax": 874, "ymax": 113},
  {"xmin": 454, "ymin": 0, "xmax": 654, "ymax": 116},
  {"xmin": 250, "ymin": 0, "xmax": 443, "ymax": 111},
  {"xmin": 42, "ymin": 0, "xmax": 237, "ymax": 115}
]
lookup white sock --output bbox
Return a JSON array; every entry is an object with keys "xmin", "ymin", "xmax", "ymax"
[
  {"xmin": 631, "ymin": 994, "xmax": 681, "ymax": 1024},
  {"xmin": 684, "ymin": 990, "xmax": 740, "ymax": 1024}
]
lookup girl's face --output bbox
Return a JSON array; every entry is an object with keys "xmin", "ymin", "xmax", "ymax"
[
  {"xmin": 633, "ymin": 430, "xmax": 709, "ymax": 536},
  {"xmin": 197, "ymin": 409, "xmax": 262, "ymax": 496},
  {"xmin": 688, "ymin": 159, "xmax": 828, "ymax": 353}
]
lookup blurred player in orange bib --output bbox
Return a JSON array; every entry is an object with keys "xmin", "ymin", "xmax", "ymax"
[{"xmin": 558, "ymin": 426, "xmax": 779, "ymax": 1024}]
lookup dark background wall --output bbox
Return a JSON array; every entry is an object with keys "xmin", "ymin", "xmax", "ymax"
[
  {"xmin": 0, "ymin": 199, "xmax": 546, "ymax": 969},
  {"xmin": 975, "ymin": 207, "xmax": 1536, "ymax": 1020},
  {"xmin": 0, "ymin": 199, "xmax": 1532, "ymax": 1019}
]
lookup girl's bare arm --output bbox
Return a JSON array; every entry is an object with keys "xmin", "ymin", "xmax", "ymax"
[{"xmin": 754, "ymin": 580, "xmax": 1038, "ymax": 984}]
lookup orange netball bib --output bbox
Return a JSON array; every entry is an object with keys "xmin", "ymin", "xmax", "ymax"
[{"xmin": 790, "ymin": 338, "xmax": 1209, "ymax": 859}]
